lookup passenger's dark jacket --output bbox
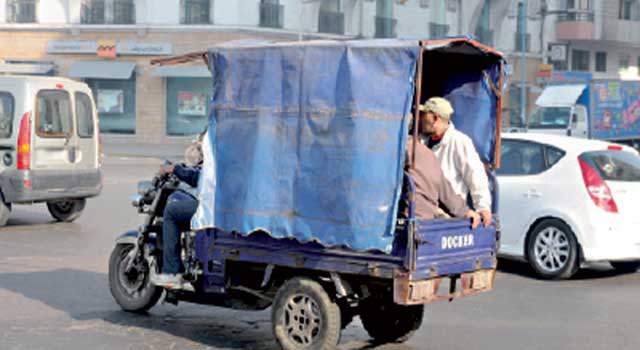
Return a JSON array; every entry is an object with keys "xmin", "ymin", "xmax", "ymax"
[{"xmin": 173, "ymin": 163, "xmax": 201, "ymax": 188}]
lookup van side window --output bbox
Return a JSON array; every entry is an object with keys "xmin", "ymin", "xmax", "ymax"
[
  {"xmin": 36, "ymin": 90, "xmax": 73, "ymax": 137},
  {"xmin": 0, "ymin": 92, "xmax": 14, "ymax": 138},
  {"xmin": 75, "ymin": 92, "xmax": 94, "ymax": 138}
]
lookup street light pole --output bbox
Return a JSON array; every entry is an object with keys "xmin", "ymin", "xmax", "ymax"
[{"xmin": 520, "ymin": 0, "xmax": 528, "ymax": 128}]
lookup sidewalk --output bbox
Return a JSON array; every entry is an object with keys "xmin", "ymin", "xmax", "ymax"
[{"xmin": 102, "ymin": 142, "xmax": 188, "ymax": 161}]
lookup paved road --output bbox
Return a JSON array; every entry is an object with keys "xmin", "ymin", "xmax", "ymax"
[{"xmin": 1, "ymin": 157, "xmax": 639, "ymax": 350}]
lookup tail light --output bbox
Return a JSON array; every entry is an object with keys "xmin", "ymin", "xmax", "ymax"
[
  {"xmin": 17, "ymin": 112, "xmax": 31, "ymax": 170},
  {"xmin": 607, "ymin": 144, "xmax": 623, "ymax": 151},
  {"xmin": 578, "ymin": 157, "xmax": 618, "ymax": 213}
]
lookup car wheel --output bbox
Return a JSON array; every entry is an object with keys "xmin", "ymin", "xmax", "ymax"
[
  {"xmin": 272, "ymin": 277, "xmax": 341, "ymax": 350},
  {"xmin": 359, "ymin": 298, "xmax": 424, "ymax": 344},
  {"xmin": 0, "ymin": 200, "xmax": 11, "ymax": 226},
  {"xmin": 527, "ymin": 219, "xmax": 579, "ymax": 279},
  {"xmin": 610, "ymin": 261, "xmax": 640, "ymax": 273},
  {"xmin": 47, "ymin": 198, "xmax": 86, "ymax": 222},
  {"xmin": 108, "ymin": 243, "xmax": 162, "ymax": 312}
]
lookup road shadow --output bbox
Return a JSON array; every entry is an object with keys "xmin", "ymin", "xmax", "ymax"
[
  {"xmin": 0, "ymin": 268, "xmax": 412, "ymax": 350},
  {"xmin": 5, "ymin": 207, "xmax": 57, "ymax": 227},
  {"xmin": 497, "ymin": 258, "xmax": 637, "ymax": 281}
]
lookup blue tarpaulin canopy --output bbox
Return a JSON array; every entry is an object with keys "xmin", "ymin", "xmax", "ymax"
[{"xmin": 190, "ymin": 38, "xmax": 503, "ymax": 252}]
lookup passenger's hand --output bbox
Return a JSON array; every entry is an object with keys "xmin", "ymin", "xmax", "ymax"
[
  {"xmin": 466, "ymin": 210, "xmax": 481, "ymax": 230},
  {"xmin": 159, "ymin": 164, "xmax": 175, "ymax": 177},
  {"xmin": 478, "ymin": 209, "xmax": 492, "ymax": 227}
]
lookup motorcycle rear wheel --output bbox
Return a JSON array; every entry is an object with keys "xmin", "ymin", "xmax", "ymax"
[{"xmin": 109, "ymin": 243, "xmax": 162, "ymax": 312}]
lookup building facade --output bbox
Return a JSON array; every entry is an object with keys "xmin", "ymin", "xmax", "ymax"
[{"xmin": 1, "ymin": 0, "xmax": 638, "ymax": 142}]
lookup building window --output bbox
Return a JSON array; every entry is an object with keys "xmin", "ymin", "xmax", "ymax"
[
  {"xmin": 474, "ymin": 0, "xmax": 493, "ymax": 45},
  {"xmin": 259, "ymin": 0, "xmax": 283, "ymax": 29},
  {"xmin": 571, "ymin": 49, "xmax": 590, "ymax": 72},
  {"xmin": 166, "ymin": 78, "xmax": 211, "ymax": 136},
  {"xmin": 430, "ymin": 22, "xmax": 449, "ymax": 37},
  {"xmin": 318, "ymin": 0, "xmax": 344, "ymax": 34},
  {"xmin": 6, "ymin": 0, "xmax": 37, "ymax": 23},
  {"xmin": 81, "ymin": 0, "xmax": 135, "ymax": 25},
  {"xmin": 595, "ymin": 52, "xmax": 607, "ymax": 72},
  {"xmin": 620, "ymin": 53, "xmax": 630, "ymax": 69},
  {"xmin": 87, "ymin": 78, "xmax": 136, "ymax": 134},
  {"xmin": 375, "ymin": 0, "xmax": 396, "ymax": 38},
  {"xmin": 619, "ymin": 0, "xmax": 640, "ymax": 20},
  {"xmin": 181, "ymin": 0, "xmax": 211, "ymax": 24},
  {"xmin": 560, "ymin": 0, "xmax": 594, "ymax": 21}
]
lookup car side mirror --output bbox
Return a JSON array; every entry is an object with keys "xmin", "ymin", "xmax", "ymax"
[{"xmin": 571, "ymin": 114, "xmax": 579, "ymax": 127}]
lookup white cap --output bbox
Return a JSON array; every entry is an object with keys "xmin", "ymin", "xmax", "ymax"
[{"xmin": 419, "ymin": 97, "xmax": 454, "ymax": 120}]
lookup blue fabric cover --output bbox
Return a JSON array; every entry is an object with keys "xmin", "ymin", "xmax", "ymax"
[{"xmin": 192, "ymin": 40, "xmax": 419, "ymax": 252}]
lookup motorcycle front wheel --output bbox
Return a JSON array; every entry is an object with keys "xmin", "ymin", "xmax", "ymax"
[{"xmin": 108, "ymin": 243, "xmax": 162, "ymax": 312}]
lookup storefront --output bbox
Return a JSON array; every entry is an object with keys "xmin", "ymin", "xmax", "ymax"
[
  {"xmin": 152, "ymin": 66, "xmax": 211, "ymax": 136},
  {"xmin": 68, "ymin": 60, "xmax": 137, "ymax": 134}
]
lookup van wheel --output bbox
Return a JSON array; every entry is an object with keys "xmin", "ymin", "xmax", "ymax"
[
  {"xmin": 527, "ymin": 219, "xmax": 579, "ymax": 279},
  {"xmin": 47, "ymin": 199, "xmax": 86, "ymax": 222},
  {"xmin": 0, "ymin": 201, "xmax": 11, "ymax": 226},
  {"xmin": 359, "ymin": 298, "xmax": 424, "ymax": 344},
  {"xmin": 272, "ymin": 277, "xmax": 341, "ymax": 350}
]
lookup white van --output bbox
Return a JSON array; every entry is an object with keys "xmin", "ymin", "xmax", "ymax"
[{"xmin": 0, "ymin": 76, "xmax": 102, "ymax": 226}]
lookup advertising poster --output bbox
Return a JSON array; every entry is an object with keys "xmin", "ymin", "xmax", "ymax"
[
  {"xmin": 592, "ymin": 82, "xmax": 640, "ymax": 140},
  {"xmin": 178, "ymin": 91, "xmax": 207, "ymax": 116},
  {"xmin": 97, "ymin": 89, "xmax": 124, "ymax": 114}
]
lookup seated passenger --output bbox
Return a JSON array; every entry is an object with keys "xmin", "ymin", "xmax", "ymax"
[{"xmin": 406, "ymin": 136, "xmax": 481, "ymax": 229}]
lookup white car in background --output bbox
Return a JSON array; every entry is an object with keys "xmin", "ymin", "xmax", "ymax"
[{"xmin": 496, "ymin": 133, "xmax": 640, "ymax": 279}]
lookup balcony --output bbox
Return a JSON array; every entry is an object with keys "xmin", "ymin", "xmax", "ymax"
[
  {"xmin": 259, "ymin": 2, "xmax": 284, "ymax": 29},
  {"xmin": 375, "ymin": 16, "xmax": 397, "ymax": 38},
  {"xmin": 555, "ymin": 9, "xmax": 596, "ymax": 40},
  {"xmin": 318, "ymin": 10, "xmax": 344, "ymax": 35},
  {"xmin": 602, "ymin": 18, "xmax": 640, "ymax": 45}
]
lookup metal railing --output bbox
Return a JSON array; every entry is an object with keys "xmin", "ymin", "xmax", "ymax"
[
  {"xmin": 259, "ymin": 2, "xmax": 284, "ymax": 29},
  {"xmin": 113, "ymin": 0, "xmax": 135, "ymax": 24},
  {"xmin": 318, "ymin": 10, "xmax": 345, "ymax": 35},
  {"xmin": 557, "ymin": 9, "xmax": 595, "ymax": 22},
  {"xmin": 6, "ymin": 0, "xmax": 36, "ymax": 23},
  {"xmin": 81, "ymin": 0, "xmax": 106, "ymax": 24},
  {"xmin": 375, "ymin": 16, "xmax": 397, "ymax": 38},
  {"xmin": 429, "ymin": 22, "xmax": 450, "ymax": 38}
]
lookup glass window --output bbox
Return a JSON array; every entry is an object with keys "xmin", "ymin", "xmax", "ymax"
[
  {"xmin": 113, "ymin": 0, "xmax": 135, "ymax": 24},
  {"xmin": 595, "ymin": 52, "xmax": 607, "ymax": 72},
  {"xmin": 619, "ymin": 0, "xmax": 640, "ymax": 20},
  {"xmin": 259, "ymin": 0, "xmax": 283, "ymax": 29},
  {"xmin": 6, "ymin": 0, "xmax": 36, "ymax": 23},
  {"xmin": 497, "ymin": 140, "xmax": 546, "ymax": 176},
  {"xmin": 528, "ymin": 107, "xmax": 571, "ymax": 129},
  {"xmin": 181, "ymin": 0, "xmax": 210, "ymax": 24},
  {"xmin": 86, "ymin": 78, "xmax": 136, "ymax": 134},
  {"xmin": 319, "ymin": 0, "xmax": 344, "ymax": 34},
  {"xmin": 0, "ymin": 92, "xmax": 15, "ymax": 138},
  {"xmin": 546, "ymin": 146, "xmax": 566, "ymax": 168},
  {"xmin": 166, "ymin": 78, "xmax": 210, "ymax": 136},
  {"xmin": 580, "ymin": 150, "xmax": 640, "ymax": 181},
  {"xmin": 375, "ymin": 0, "xmax": 396, "ymax": 38},
  {"xmin": 75, "ymin": 92, "xmax": 95, "ymax": 138},
  {"xmin": 36, "ymin": 90, "xmax": 73, "ymax": 137},
  {"xmin": 571, "ymin": 49, "xmax": 590, "ymax": 71},
  {"xmin": 81, "ymin": 0, "xmax": 105, "ymax": 24}
]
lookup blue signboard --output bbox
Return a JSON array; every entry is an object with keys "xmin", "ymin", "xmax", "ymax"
[{"xmin": 592, "ymin": 81, "xmax": 640, "ymax": 140}]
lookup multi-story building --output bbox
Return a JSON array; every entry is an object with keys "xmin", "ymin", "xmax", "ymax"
[{"xmin": 1, "ymin": 1, "xmax": 637, "ymax": 142}]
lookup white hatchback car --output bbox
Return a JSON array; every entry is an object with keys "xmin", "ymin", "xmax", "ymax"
[{"xmin": 497, "ymin": 133, "xmax": 640, "ymax": 279}]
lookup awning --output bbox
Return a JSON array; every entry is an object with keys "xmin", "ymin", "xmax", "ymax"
[
  {"xmin": 0, "ymin": 63, "xmax": 54, "ymax": 75},
  {"xmin": 68, "ymin": 60, "xmax": 135, "ymax": 79},
  {"xmin": 151, "ymin": 65, "xmax": 211, "ymax": 78},
  {"xmin": 536, "ymin": 84, "xmax": 587, "ymax": 107}
]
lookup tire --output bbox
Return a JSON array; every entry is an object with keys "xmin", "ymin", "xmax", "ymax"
[
  {"xmin": 272, "ymin": 277, "xmax": 341, "ymax": 350},
  {"xmin": 0, "ymin": 200, "xmax": 11, "ymax": 226},
  {"xmin": 359, "ymin": 298, "xmax": 424, "ymax": 344},
  {"xmin": 610, "ymin": 261, "xmax": 640, "ymax": 273},
  {"xmin": 47, "ymin": 198, "xmax": 86, "ymax": 222},
  {"xmin": 108, "ymin": 244, "xmax": 162, "ymax": 312},
  {"xmin": 527, "ymin": 219, "xmax": 579, "ymax": 280}
]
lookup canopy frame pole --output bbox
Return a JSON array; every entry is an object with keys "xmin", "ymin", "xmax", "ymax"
[
  {"xmin": 411, "ymin": 47, "xmax": 424, "ymax": 169},
  {"xmin": 495, "ymin": 62, "xmax": 504, "ymax": 169}
]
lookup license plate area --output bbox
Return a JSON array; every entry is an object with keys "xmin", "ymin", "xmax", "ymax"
[{"xmin": 394, "ymin": 268, "xmax": 496, "ymax": 305}]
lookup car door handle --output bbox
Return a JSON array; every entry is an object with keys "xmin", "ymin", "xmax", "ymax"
[{"xmin": 524, "ymin": 190, "xmax": 541, "ymax": 198}]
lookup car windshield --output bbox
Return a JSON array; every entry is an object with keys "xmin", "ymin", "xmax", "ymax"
[
  {"xmin": 580, "ymin": 150, "xmax": 640, "ymax": 182},
  {"xmin": 528, "ymin": 107, "xmax": 571, "ymax": 129}
]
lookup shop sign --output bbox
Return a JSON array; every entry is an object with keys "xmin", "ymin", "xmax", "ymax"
[
  {"xmin": 97, "ymin": 40, "xmax": 116, "ymax": 59},
  {"xmin": 47, "ymin": 40, "xmax": 172, "ymax": 56},
  {"xmin": 537, "ymin": 63, "xmax": 553, "ymax": 78}
]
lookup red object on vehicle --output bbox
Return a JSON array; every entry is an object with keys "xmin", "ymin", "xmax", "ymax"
[
  {"xmin": 607, "ymin": 144, "xmax": 623, "ymax": 151},
  {"xmin": 55, "ymin": 83, "xmax": 64, "ymax": 89},
  {"xmin": 578, "ymin": 157, "xmax": 618, "ymax": 213},
  {"xmin": 17, "ymin": 112, "xmax": 31, "ymax": 170}
]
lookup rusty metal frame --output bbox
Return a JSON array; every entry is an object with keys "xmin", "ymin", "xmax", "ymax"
[
  {"xmin": 393, "ymin": 268, "xmax": 496, "ymax": 305},
  {"xmin": 150, "ymin": 51, "xmax": 209, "ymax": 66},
  {"xmin": 494, "ymin": 62, "xmax": 504, "ymax": 169}
]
